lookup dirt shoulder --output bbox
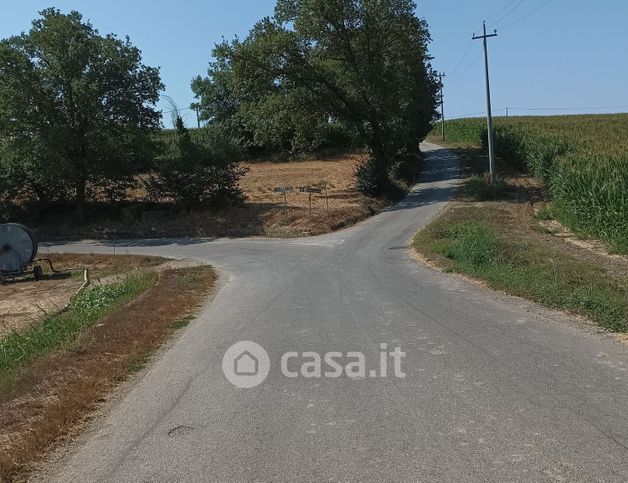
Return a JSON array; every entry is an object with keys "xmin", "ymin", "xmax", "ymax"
[{"xmin": 0, "ymin": 263, "xmax": 216, "ymax": 482}]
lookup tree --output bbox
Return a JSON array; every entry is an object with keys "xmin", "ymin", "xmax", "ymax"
[
  {"xmin": 225, "ymin": 0, "xmax": 439, "ymax": 194},
  {"xmin": 147, "ymin": 105, "xmax": 247, "ymax": 209},
  {"xmin": 192, "ymin": 40, "xmax": 337, "ymax": 156},
  {"xmin": 0, "ymin": 9, "xmax": 163, "ymax": 218}
]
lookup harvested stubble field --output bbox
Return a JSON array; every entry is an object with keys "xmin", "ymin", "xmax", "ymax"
[
  {"xmin": 240, "ymin": 152, "xmax": 386, "ymax": 236},
  {"xmin": 25, "ymin": 152, "xmax": 386, "ymax": 240}
]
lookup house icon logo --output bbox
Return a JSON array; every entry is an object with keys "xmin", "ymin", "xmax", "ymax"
[
  {"xmin": 234, "ymin": 351, "xmax": 259, "ymax": 376},
  {"xmin": 223, "ymin": 341, "xmax": 270, "ymax": 388}
]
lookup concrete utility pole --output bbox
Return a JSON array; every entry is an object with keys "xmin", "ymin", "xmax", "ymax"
[
  {"xmin": 473, "ymin": 21, "xmax": 498, "ymax": 183},
  {"xmin": 195, "ymin": 107, "xmax": 201, "ymax": 128},
  {"xmin": 438, "ymin": 73, "xmax": 446, "ymax": 142}
]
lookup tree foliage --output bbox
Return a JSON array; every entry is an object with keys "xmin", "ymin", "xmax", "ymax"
[
  {"xmin": 192, "ymin": 0, "xmax": 439, "ymax": 194},
  {"xmin": 0, "ymin": 8, "xmax": 163, "ymax": 216},
  {"xmin": 147, "ymin": 113, "xmax": 247, "ymax": 209}
]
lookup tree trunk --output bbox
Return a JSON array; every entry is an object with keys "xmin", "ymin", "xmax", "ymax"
[{"xmin": 368, "ymin": 131, "xmax": 389, "ymax": 193}]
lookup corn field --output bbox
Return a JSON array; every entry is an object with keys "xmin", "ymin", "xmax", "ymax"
[{"xmin": 433, "ymin": 114, "xmax": 628, "ymax": 251}]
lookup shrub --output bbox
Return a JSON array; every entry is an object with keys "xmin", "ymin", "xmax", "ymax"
[
  {"xmin": 354, "ymin": 158, "xmax": 385, "ymax": 196},
  {"xmin": 389, "ymin": 151, "xmax": 423, "ymax": 185},
  {"xmin": 147, "ymin": 116, "xmax": 247, "ymax": 209}
]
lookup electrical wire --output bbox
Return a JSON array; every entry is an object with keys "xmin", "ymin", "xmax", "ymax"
[
  {"xmin": 447, "ymin": 38, "xmax": 473, "ymax": 77},
  {"xmin": 448, "ymin": 110, "xmax": 487, "ymax": 119},
  {"xmin": 449, "ymin": 106, "xmax": 628, "ymax": 119},
  {"xmin": 161, "ymin": 107, "xmax": 194, "ymax": 114},
  {"xmin": 498, "ymin": 0, "xmax": 553, "ymax": 30},
  {"xmin": 508, "ymin": 105, "xmax": 628, "ymax": 112},
  {"xmin": 484, "ymin": 0, "xmax": 519, "ymax": 22},
  {"xmin": 488, "ymin": 0, "xmax": 526, "ymax": 29},
  {"xmin": 450, "ymin": 48, "xmax": 483, "ymax": 79}
]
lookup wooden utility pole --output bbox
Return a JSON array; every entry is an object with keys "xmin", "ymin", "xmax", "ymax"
[
  {"xmin": 438, "ymin": 73, "xmax": 446, "ymax": 142},
  {"xmin": 473, "ymin": 21, "xmax": 498, "ymax": 183}
]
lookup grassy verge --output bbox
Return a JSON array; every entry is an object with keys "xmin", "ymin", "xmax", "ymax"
[
  {"xmin": 420, "ymin": 135, "xmax": 627, "ymax": 332},
  {"xmin": 0, "ymin": 265, "xmax": 216, "ymax": 482},
  {"xmin": 414, "ymin": 201, "xmax": 627, "ymax": 333},
  {"xmin": 0, "ymin": 273, "xmax": 155, "ymax": 378}
]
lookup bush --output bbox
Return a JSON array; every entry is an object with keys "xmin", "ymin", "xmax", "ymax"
[
  {"xmin": 147, "ymin": 117, "xmax": 247, "ymax": 208},
  {"xmin": 389, "ymin": 151, "xmax": 422, "ymax": 185},
  {"xmin": 354, "ymin": 158, "xmax": 386, "ymax": 196}
]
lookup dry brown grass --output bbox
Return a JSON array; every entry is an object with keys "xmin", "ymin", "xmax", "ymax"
[
  {"xmin": 238, "ymin": 152, "xmax": 385, "ymax": 236},
  {"xmin": 26, "ymin": 152, "xmax": 387, "ymax": 240},
  {"xmin": 0, "ymin": 265, "xmax": 216, "ymax": 482},
  {"xmin": 0, "ymin": 254, "xmax": 164, "ymax": 338}
]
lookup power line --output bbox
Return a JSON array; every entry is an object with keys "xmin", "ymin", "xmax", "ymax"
[
  {"xmin": 160, "ymin": 107, "xmax": 194, "ymax": 115},
  {"xmin": 446, "ymin": 0, "xmax": 551, "ymax": 81},
  {"xmin": 499, "ymin": 0, "xmax": 553, "ymax": 30},
  {"xmin": 484, "ymin": 0, "xmax": 519, "ymax": 22},
  {"xmin": 508, "ymin": 105, "xmax": 628, "ymax": 112},
  {"xmin": 488, "ymin": 0, "xmax": 526, "ymax": 28},
  {"xmin": 447, "ymin": 105, "xmax": 628, "ymax": 119},
  {"xmin": 450, "ymin": 48, "xmax": 482, "ymax": 79},
  {"xmin": 448, "ymin": 110, "xmax": 488, "ymax": 119},
  {"xmin": 447, "ymin": 38, "xmax": 473, "ymax": 76}
]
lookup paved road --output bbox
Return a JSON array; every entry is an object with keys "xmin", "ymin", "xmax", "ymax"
[{"xmin": 45, "ymin": 143, "xmax": 627, "ymax": 482}]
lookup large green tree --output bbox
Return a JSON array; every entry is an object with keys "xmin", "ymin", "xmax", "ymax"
[
  {"xmin": 0, "ymin": 8, "xmax": 163, "ymax": 217},
  {"xmin": 192, "ymin": 40, "xmax": 336, "ymax": 156},
  {"xmin": 194, "ymin": 0, "xmax": 439, "ymax": 193}
]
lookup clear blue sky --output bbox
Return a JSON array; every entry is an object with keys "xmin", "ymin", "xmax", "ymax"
[{"xmin": 2, "ymin": 1, "xmax": 627, "ymax": 125}]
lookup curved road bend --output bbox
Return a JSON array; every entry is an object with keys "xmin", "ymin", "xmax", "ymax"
[{"xmin": 45, "ymin": 142, "xmax": 627, "ymax": 482}]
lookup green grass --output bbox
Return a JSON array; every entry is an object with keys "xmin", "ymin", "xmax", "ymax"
[
  {"xmin": 0, "ymin": 273, "xmax": 156, "ymax": 377},
  {"xmin": 460, "ymin": 174, "xmax": 511, "ymax": 201},
  {"xmin": 414, "ymin": 215, "xmax": 628, "ymax": 332},
  {"xmin": 170, "ymin": 317, "xmax": 192, "ymax": 330},
  {"xmin": 430, "ymin": 114, "xmax": 628, "ymax": 252},
  {"xmin": 440, "ymin": 221, "xmax": 500, "ymax": 266}
]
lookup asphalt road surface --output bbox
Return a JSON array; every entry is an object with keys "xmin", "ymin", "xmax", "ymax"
[{"xmin": 44, "ymin": 143, "xmax": 628, "ymax": 482}]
